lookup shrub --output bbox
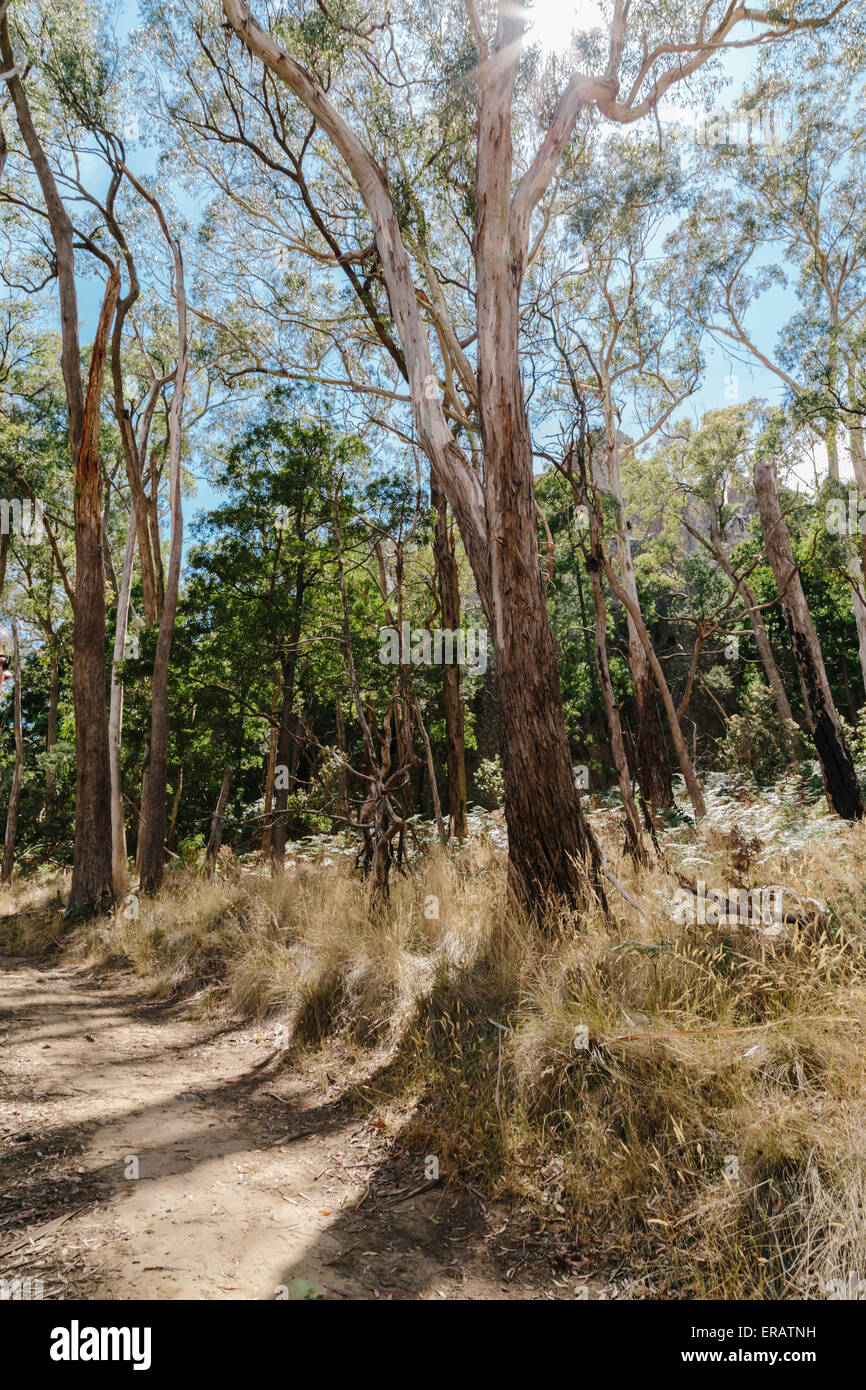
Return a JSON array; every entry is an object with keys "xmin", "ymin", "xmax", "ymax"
[
  {"xmin": 719, "ymin": 683, "xmax": 809, "ymax": 783},
  {"xmin": 473, "ymin": 755, "xmax": 504, "ymax": 809}
]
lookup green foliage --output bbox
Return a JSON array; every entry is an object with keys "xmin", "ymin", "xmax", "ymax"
[
  {"xmin": 473, "ymin": 756, "xmax": 504, "ymax": 810},
  {"xmin": 719, "ymin": 683, "xmax": 810, "ymax": 783}
]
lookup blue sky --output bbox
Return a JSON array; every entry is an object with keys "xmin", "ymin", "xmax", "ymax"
[{"xmin": 73, "ymin": 0, "xmax": 836, "ymax": 552}]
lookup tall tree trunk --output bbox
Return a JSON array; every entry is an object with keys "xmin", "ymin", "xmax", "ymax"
[
  {"xmin": 601, "ymin": 423, "xmax": 673, "ymax": 810},
  {"xmin": 135, "ymin": 747, "xmax": 149, "ymax": 878},
  {"xmin": 45, "ymin": 646, "xmax": 59, "ymax": 805},
  {"xmin": 846, "ymin": 410, "xmax": 866, "ymax": 693},
  {"xmin": 432, "ymin": 480, "xmax": 468, "ymax": 839},
  {"xmin": 109, "ymin": 510, "xmax": 136, "ymax": 899},
  {"xmin": 148, "ymin": 466, "xmax": 166, "ymax": 619},
  {"xmin": 261, "ymin": 667, "xmax": 280, "ymax": 855},
  {"xmin": 587, "ymin": 516, "xmax": 647, "ymax": 865},
  {"xmin": 111, "ymin": 310, "xmax": 159, "ymax": 628},
  {"xmin": 270, "ymin": 661, "xmax": 297, "ymax": 876},
  {"xmin": 3, "ymin": 18, "xmax": 115, "ymax": 917},
  {"xmin": 683, "ymin": 518, "xmax": 794, "ymax": 724},
  {"xmin": 167, "ymin": 768, "xmax": 183, "ymax": 853},
  {"xmin": 67, "ymin": 269, "xmax": 120, "ymax": 917},
  {"xmin": 139, "ymin": 237, "xmax": 187, "ymax": 895},
  {"xmin": 221, "ymin": 0, "xmax": 606, "ymax": 914},
  {"xmin": 600, "ymin": 551, "xmax": 707, "ymax": 819},
  {"xmin": 204, "ymin": 765, "xmax": 233, "ymax": 880},
  {"xmin": 334, "ymin": 693, "xmax": 349, "ymax": 824},
  {"xmin": 2, "ymin": 622, "xmax": 22, "ymax": 883},
  {"xmin": 484, "ymin": 438, "xmax": 604, "ymax": 908},
  {"xmin": 473, "ymin": 41, "xmax": 604, "ymax": 912},
  {"xmin": 754, "ymin": 457, "xmax": 863, "ymax": 819}
]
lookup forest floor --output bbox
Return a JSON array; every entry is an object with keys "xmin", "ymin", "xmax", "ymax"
[
  {"xmin": 0, "ymin": 954, "xmax": 606, "ymax": 1301},
  {"xmin": 3, "ymin": 781, "xmax": 863, "ymax": 1301}
]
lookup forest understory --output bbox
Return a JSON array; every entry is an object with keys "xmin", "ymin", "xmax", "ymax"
[{"xmin": 3, "ymin": 775, "xmax": 865, "ymax": 1301}]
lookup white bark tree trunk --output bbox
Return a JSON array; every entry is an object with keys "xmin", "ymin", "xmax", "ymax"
[{"xmin": 109, "ymin": 511, "xmax": 137, "ymax": 899}]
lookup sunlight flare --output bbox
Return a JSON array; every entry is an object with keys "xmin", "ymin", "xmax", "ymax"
[{"xmin": 525, "ymin": 0, "xmax": 606, "ymax": 57}]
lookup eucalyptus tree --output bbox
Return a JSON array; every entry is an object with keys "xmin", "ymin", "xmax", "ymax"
[
  {"xmin": 682, "ymin": 47, "xmax": 866, "ymax": 682},
  {"xmin": 753, "ymin": 414, "xmax": 863, "ymax": 818},
  {"xmin": 184, "ymin": 395, "xmax": 362, "ymax": 870},
  {"xmin": 0, "ymin": 335, "xmax": 91, "ymax": 825},
  {"xmin": 141, "ymin": 0, "xmax": 850, "ymax": 910},
  {"xmin": 660, "ymin": 405, "xmax": 794, "ymax": 725},
  {"xmin": 530, "ymin": 132, "xmax": 706, "ymax": 812},
  {"xmin": 0, "ymin": 1, "xmax": 126, "ymax": 914},
  {"xmin": 140, "ymin": 0, "xmax": 473, "ymax": 839},
  {"xmin": 2, "ymin": 0, "xmax": 199, "ymax": 901},
  {"xmin": 212, "ymin": 0, "xmax": 849, "ymax": 907}
]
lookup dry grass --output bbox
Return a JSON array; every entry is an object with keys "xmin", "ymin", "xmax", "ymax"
[
  {"xmin": 3, "ymin": 786, "xmax": 866, "ymax": 1298},
  {"xmin": 0, "ymin": 871, "xmax": 69, "ymax": 954}
]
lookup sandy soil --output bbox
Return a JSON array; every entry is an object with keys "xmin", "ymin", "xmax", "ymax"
[{"xmin": 0, "ymin": 958, "xmax": 605, "ymax": 1301}]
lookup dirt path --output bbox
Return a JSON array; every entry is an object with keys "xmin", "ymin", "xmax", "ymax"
[{"xmin": 0, "ymin": 959, "xmax": 593, "ymax": 1301}]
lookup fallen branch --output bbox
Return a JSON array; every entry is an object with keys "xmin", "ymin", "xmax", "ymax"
[{"xmin": 600, "ymin": 852, "xmax": 647, "ymax": 919}]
